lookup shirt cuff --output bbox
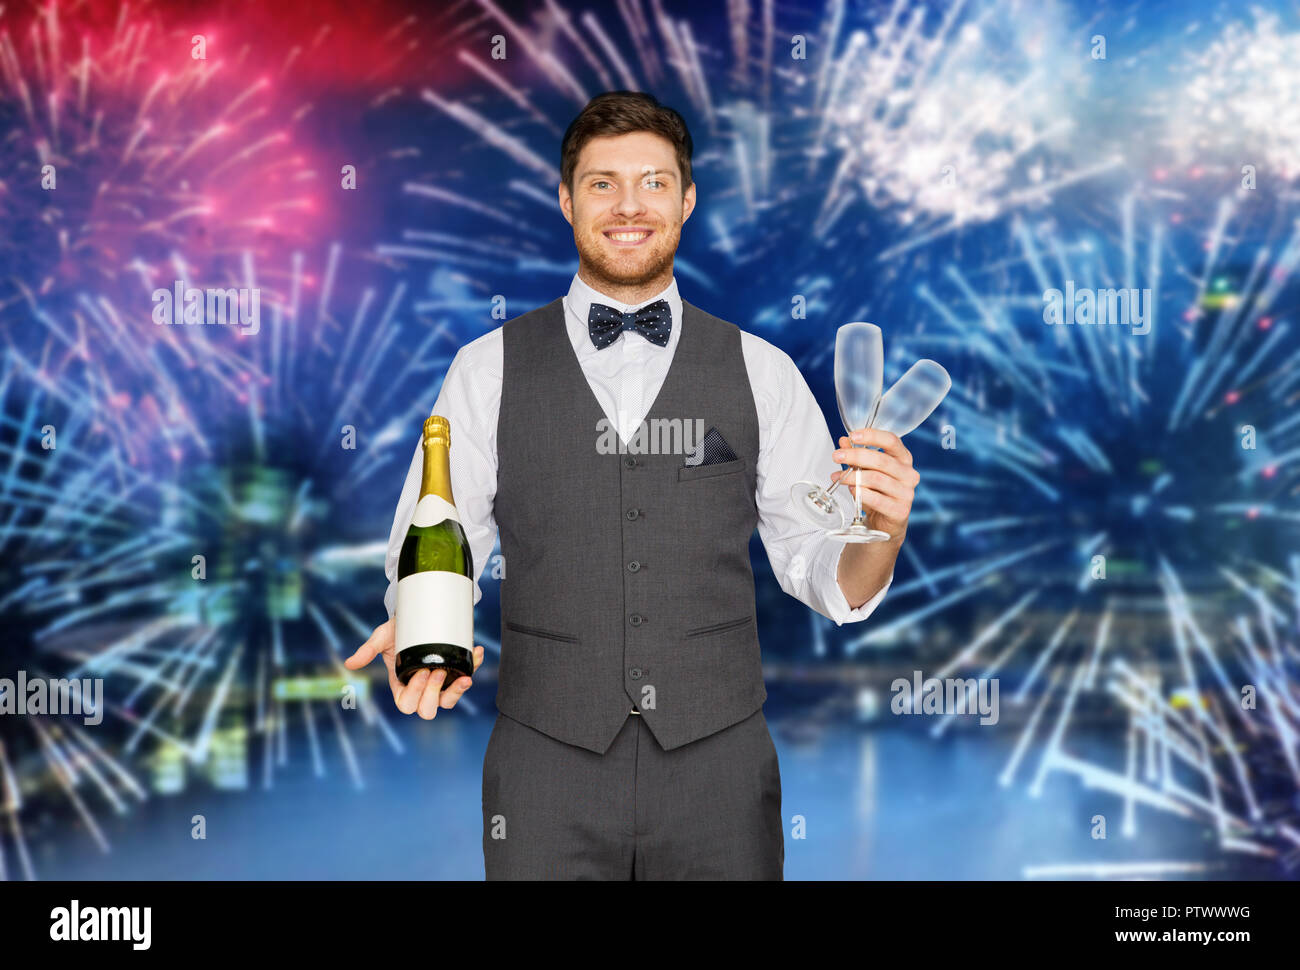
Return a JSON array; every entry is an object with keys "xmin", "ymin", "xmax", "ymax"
[{"xmin": 815, "ymin": 540, "xmax": 893, "ymax": 626}]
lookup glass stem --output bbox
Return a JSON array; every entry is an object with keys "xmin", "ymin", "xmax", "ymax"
[
  {"xmin": 855, "ymin": 404, "xmax": 881, "ymax": 523},
  {"xmin": 850, "ymin": 444, "xmax": 866, "ymax": 524},
  {"xmin": 831, "ymin": 409, "xmax": 878, "ymax": 510}
]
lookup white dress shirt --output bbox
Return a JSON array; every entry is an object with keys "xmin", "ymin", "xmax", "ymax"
[{"xmin": 383, "ymin": 273, "xmax": 893, "ymax": 626}]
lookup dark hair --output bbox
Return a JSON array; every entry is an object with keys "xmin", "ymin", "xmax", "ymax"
[{"xmin": 560, "ymin": 91, "xmax": 693, "ymax": 193}]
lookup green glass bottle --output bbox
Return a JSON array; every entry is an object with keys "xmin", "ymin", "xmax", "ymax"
[{"xmin": 394, "ymin": 415, "xmax": 475, "ymax": 685}]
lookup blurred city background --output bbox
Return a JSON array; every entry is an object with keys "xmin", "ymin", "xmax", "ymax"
[{"xmin": 1, "ymin": 0, "xmax": 1297, "ymax": 879}]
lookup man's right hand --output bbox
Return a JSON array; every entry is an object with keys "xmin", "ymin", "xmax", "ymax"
[{"xmin": 344, "ymin": 617, "xmax": 485, "ymax": 720}]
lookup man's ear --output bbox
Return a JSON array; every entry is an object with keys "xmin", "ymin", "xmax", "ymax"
[
  {"xmin": 558, "ymin": 182, "xmax": 574, "ymax": 225},
  {"xmin": 681, "ymin": 180, "xmax": 697, "ymax": 225}
]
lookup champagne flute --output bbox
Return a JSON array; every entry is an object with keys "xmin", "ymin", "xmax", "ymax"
[
  {"xmin": 872, "ymin": 359, "xmax": 951, "ymax": 438},
  {"xmin": 789, "ymin": 323, "xmax": 887, "ymax": 541},
  {"xmin": 791, "ymin": 355, "xmax": 952, "ymax": 541}
]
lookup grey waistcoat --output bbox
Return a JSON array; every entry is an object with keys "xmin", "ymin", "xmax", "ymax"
[{"xmin": 495, "ymin": 297, "xmax": 765, "ymax": 754}]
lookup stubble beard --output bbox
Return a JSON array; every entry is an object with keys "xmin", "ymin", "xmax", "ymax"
[{"xmin": 574, "ymin": 221, "xmax": 681, "ymax": 294}]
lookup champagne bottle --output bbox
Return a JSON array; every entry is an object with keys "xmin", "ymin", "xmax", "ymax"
[{"xmin": 395, "ymin": 415, "xmax": 475, "ymax": 686}]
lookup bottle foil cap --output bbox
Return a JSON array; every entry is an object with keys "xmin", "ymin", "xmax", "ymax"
[{"xmin": 424, "ymin": 415, "xmax": 450, "ymax": 446}]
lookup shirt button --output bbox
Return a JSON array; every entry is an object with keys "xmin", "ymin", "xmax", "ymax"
[
  {"xmin": 627, "ymin": 560, "xmax": 641, "ymax": 572},
  {"xmin": 628, "ymin": 667, "xmax": 642, "ymax": 680},
  {"xmin": 629, "ymin": 613, "xmax": 644, "ymax": 627},
  {"xmin": 625, "ymin": 508, "xmax": 640, "ymax": 521}
]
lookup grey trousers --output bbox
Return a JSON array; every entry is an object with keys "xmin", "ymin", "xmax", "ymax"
[{"xmin": 482, "ymin": 708, "xmax": 784, "ymax": 880}]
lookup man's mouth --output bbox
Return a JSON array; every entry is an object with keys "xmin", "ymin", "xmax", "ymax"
[{"xmin": 602, "ymin": 227, "xmax": 654, "ymax": 246}]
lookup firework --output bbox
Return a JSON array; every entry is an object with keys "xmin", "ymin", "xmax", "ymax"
[
  {"xmin": 5, "ymin": 0, "xmax": 1297, "ymax": 881},
  {"xmin": 0, "ymin": 0, "xmax": 324, "ymax": 463},
  {"xmin": 0, "ymin": 364, "xmax": 149, "ymax": 879},
  {"xmin": 1159, "ymin": 9, "xmax": 1300, "ymax": 182},
  {"xmin": 818, "ymin": 0, "xmax": 1121, "ymax": 257},
  {"xmin": 54, "ymin": 245, "xmax": 462, "ymax": 779},
  {"xmin": 1, "ymin": 244, "xmax": 468, "ymax": 876},
  {"xmin": 860, "ymin": 187, "xmax": 1300, "ymax": 864},
  {"xmin": 373, "ymin": 0, "xmax": 1118, "ymax": 384}
]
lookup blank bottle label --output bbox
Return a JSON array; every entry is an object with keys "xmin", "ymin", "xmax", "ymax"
[{"xmin": 395, "ymin": 572, "xmax": 474, "ymax": 653}]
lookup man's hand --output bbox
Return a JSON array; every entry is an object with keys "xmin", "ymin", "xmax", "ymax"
[
  {"xmin": 830, "ymin": 427, "xmax": 919, "ymax": 537},
  {"xmin": 344, "ymin": 617, "xmax": 485, "ymax": 720}
]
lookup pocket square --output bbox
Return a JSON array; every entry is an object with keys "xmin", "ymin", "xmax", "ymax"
[{"xmin": 683, "ymin": 426, "xmax": 739, "ymax": 466}]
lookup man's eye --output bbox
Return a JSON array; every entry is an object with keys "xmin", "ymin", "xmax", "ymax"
[
  {"xmin": 593, "ymin": 180, "xmax": 612, "ymax": 189},
  {"xmin": 644, "ymin": 179, "xmax": 664, "ymax": 189}
]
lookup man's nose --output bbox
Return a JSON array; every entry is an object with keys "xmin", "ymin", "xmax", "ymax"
[{"xmin": 613, "ymin": 187, "xmax": 645, "ymax": 217}]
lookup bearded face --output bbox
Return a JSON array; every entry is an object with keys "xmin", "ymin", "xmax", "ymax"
[{"xmin": 560, "ymin": 131, "xmax": 695, "ymax": 297}]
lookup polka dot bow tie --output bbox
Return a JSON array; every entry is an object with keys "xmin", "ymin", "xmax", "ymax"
[{"xmin": 587, "ymin": 299, "xmax": 672, "ymax": 350}]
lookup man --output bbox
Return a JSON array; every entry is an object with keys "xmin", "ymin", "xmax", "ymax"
[{"xmin": 345, "ymin": 91, "xmax": 920, "ymax": 879}]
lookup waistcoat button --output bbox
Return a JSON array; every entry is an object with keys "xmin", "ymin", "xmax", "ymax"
[
  {"xmin": 625, "ymin": 508, "xmax": 640, "ymax": 521},
  {"xmin": 628, "ymin": 667, "xmax": 642, "ymax": 679},
  {"xmin": 627, "ymin": 560, "xmax": 640, "ymax": 572},
  {"xmin": 624, "ymin": 457, "xmax": 637, "ymax": 468},
  {"xmin": 629, "ymin": 613, "xmax": 643, "ymax": 626}
]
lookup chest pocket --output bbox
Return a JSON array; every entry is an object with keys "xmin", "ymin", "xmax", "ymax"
[
  {"xmin": 677, "ymin": 457, "xmax": 745, "ymax": 483},
  {"xmin": 671, "ymin": 456, "xmax": 755, "ymax": 564}
]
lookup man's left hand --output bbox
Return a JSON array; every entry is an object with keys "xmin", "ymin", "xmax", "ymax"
[{"xmin": 830, "ymin": 428, "xmax": 919, "ymax": 538}]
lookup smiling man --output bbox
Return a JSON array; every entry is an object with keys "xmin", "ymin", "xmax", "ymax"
[{"xmin": 346, "ymin": 90, "xmax": 919, "ymax": 880}]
